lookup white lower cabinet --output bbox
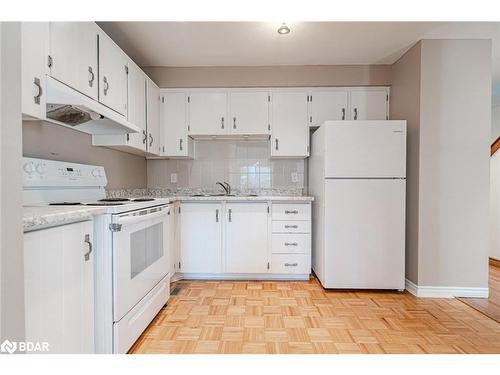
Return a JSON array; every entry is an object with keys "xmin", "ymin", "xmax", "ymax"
[
  {"xmin": 23, "ymin": 220, "xmax": 95, "ymax": 354},
  {"xmin": 225, "ymin": 202, "xmax": 269, "ymax": 273},
  {"xmin": 176, "ymin": 201, "xmax": 311, "ymax": 278},
  {"xmin": 180, "ymin": 202, "xmax": 222, "ymax": 273}
]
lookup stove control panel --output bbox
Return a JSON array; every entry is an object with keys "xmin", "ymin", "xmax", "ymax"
[{"xmin": 23, "ymin": 157, "xmax": 107, "ymax": 187}]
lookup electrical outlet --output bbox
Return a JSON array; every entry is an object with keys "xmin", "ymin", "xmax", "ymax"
[
  {"xmin": 170, "ymin": 173, "xmax": 177, "ymax": 184},
  {"xmin": 291, "ymin": 172, "xmax": 299, "ymax": 183}
]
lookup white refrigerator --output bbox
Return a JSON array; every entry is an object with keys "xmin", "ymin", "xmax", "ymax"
[{"xmin": 309, "ymin": 120, "xmax": 406, "ymax": 290}]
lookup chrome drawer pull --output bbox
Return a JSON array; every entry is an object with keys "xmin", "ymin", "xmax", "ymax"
[
  {"xmin": 285, "ymin": 210, "xmax": 298, "ymax": 214},
  {"xmin": 284, "ymin": 225, "xmax": 298, "ymax": 229},
  {"xmin": 284, "ymin": 263, "xmax": 298, "ymax": 267},
  {"xmin": 84, "ymin": 234, "xmax": 92, "ymax": 261},
  {"xmin": 284, "ymin": 242, "xmax": 298, "ymax": 246}
]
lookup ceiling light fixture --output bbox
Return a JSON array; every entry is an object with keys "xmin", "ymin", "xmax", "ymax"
[{"xmin": 277, "ymin": 23, "xmax": 290, "ymax": 35}]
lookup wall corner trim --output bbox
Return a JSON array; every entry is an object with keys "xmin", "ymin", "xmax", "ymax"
[{"xmin": 405, "ymin": 279, "xmax": 489, "ymax": 298}]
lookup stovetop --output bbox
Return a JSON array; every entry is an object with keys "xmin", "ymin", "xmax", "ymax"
[{"xmin": 48, "ymin": 197, "xmax": 156, "ymax": 206}]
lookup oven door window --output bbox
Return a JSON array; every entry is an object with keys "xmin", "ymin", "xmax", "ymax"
[{"xmin": 130, "ymin": 222, "xmax": 163, "ymax": 279}]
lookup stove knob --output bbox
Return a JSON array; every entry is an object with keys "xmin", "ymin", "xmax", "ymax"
[
  {"xmin": 35, "ymin": 163, "xmax": 46, "ymax": 174},
  {"xmin": 98, "ymin": 169, "xmax": 104, "ymax": 178},
  {"xmin": 91, "ymin": 169, "xmax": 100, "ymax": 177},
  {"xmin": 23, "ymin": 161, "xmax": 35, "ymax": 174}
]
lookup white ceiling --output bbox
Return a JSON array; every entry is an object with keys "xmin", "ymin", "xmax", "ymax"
[{"xmin": 98, "ymin": 22, "xmax": 500, "ymax": 84}]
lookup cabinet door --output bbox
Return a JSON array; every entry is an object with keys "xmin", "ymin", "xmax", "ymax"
[
  {"xmin": 225, "ymin": 203, "xmax": 269, "ymax": 273},
  {"xmin": 22, "ymin": 22, "xmax": 49, "ymax": 120},
  {"xmin": 229, "ymin": 91, "xmax": 269, "ymax": 135},
  {"xmin": 188, "ymin": 92, "xmax": 227, "ymax": 135},
  {"xmin": 49, "ymin": 22, "xmax": 98, "ymax": 100},
  {"xmin": 180, "ymin": 203, "xmax": 222, "ymax": 273},
  {"xmin": 350, "ymin": 89, "xmax": 388, "ymax": 120},
  {"xmin": 309, "ymin": 90, "xmax": 348, "ymax": 127},
  {"xmin": 271, "ymin": 91, "xmax": 309, "ymax": 157},
  {"xmin": 161, "ymin": 92, "xmax": 189, "ymax": 157},
  {"xmin": 146, "ymin": 78, "xmax": 161, "ymax": 155},
  {"xmin": 170, "ymin": 203, "xmax": 181, "ymax": 274},
  {"xmin": 98, "ymin": 30, "xmax": 128, "ymax": 115},
  {"xmin": 127, "ymin": 61, "xmax": 147, "ymax": 152},
  {"xmin": 24, "ymin": 221, "xmax": 94, "ymax": 354}
]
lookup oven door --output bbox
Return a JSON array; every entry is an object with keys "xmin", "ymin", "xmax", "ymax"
[{"xmin": 112, "ymin": 205, "xmax": 169, "ymax": 322}]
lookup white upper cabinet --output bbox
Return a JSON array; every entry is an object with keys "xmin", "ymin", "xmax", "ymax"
[
  {"xmin": 127, "ymin": 61, "xmax": 147, "ymax": 131},
  {"xmin": 350, "ymin": 88, "xmax": 389, "ymax": 121},
  {"xmin": 225, "ymin": 203, "xmax": 269, "ymax": 273},
  {"xmin": 309, "ymin": 90, "xmax": 348, "ymax": 127},
  {"xmin": 98, "ymin": 30, "xmax": 128, "ymax": 116},
  {"xmin": 188, "ymin": 92, "xmax": 228, "ymax": 136},
  {"xmin": 270, "ymin": 90, "xmax": 309, "ymax": 158},
  {"xmin": 49, "ymin": 22, "xmax": 99, "ymax": 100},
  {"xmin": 22, "ymin": 22, "xmax": 49, "ymax": 120},
  {"xmin": 180, "ymin": 203, "xmax": 222, "ymax": 274},
  {"xmin": 146, "ymin": 78, "xmax": 161, "ymax": 156},
  {"xmin": 229, "ymin": 91, "xmax": 270, "ymax": 135},
  {"xmin": 161, "ymin": 91, "xmax": 193, "ymax": 158}
]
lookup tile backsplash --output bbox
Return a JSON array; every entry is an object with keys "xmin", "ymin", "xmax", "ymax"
[{"xmin": 147, "ymin": 140, "xmax": 306, "ymax": 194}]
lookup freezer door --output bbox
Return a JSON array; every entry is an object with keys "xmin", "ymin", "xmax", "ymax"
[
  {"xmin": 324, "ymin": 120, "xmax": 406, "ymax": 178},
  {"xmin": 322, "ymin": 179, "xmax": 405, "ymax": 289}
]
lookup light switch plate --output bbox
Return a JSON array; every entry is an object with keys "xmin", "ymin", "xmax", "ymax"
[
  {"xmin": 170, "ymin": 173, "xmax": 177, "ymax": 184},
  {"xmin": 291, "ymin": 172, "xmax": 299, "ymax": 183}
]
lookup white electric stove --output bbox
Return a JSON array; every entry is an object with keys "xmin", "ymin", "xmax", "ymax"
[{"xmin": 23, "ymin": 157, "xmax": 171, "ymax": 354}]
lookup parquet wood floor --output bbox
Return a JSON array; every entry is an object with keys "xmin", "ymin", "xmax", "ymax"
[
  {"xmin": 459, "ymin": 264, "xmax": 500, "ymax": 324},
  {"xmin": 129, "ymin": 270, "xmax": 500, "ymax": 354}
]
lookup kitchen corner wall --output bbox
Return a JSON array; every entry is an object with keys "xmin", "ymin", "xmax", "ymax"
[
  {"xmin": 22, "ymin": 121, "xmax": 147, "ymax": 189},
  {"xmin": 148, "ymin": 140, "xmax": 306, "ymax": 193}
]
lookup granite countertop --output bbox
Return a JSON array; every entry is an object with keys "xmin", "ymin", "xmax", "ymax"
[
  {"xmin": 166, "ymin": 195, "xmax": 314, "ymax": 202},
  {"xmin": 23, "ymin": 206, "xmax": 107, "ymax": 232}
]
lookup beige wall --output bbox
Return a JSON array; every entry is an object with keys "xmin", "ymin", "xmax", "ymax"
[
  {"xmin": 1, "ymin": 22, "xmax": 25, "ymax": 342},
  {"xmin": 23, "ymin": 121, "xmax": 147, "ymax": 190},
  {"xmin": 418, "ymin": 39, "xmax": 491, "ymax": 288},
  {"xmin": 392, "ymin": 39, "xmax": 491, "ymax": 290},
  {"xmin": 143, "ymin": 65, "xmax": 392, "ymax": 88},
  {"xmin": 390, "ymin": 42, "xmax": 421, "ymax": 284}
]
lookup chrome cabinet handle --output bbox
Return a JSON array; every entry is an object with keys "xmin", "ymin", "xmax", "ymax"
[
  {"xmin": 228, "ymin": 208, "xmax": 232, "ymax": 222},
  {"xmin": 103, "ymin": 76, "xmax": 109, "ymax": 95},
  {"xmin": 285, "ymin": 225, "xmax": 298, "ymax": 229},
  {"xmin": 354, "ymin": 108, "xmax": 358, "ymax": 120},
  {"xmin": 88, "ymin": 67, "xmax": 95, "ymax": 87},
  {"xmin": 285, "ymin": 210, "xmax": 298, "ymax": 214},
  {"xmin": 84, "ymin": 234, "xmax": 92, "ymax": 261},
  {"xmin": 310, "ymin": 116, "xmax": 312, "ymax": 123},
  {"xmin": 215, "ymin": 209, "xmax": 219, "ymax": 222},
  {"xmin": 142, "ymin": 130, "xmax": 147, "ymax": 144},
  {"xmin": 284, "ymin": 263, "xmax": 298, "ymax": 267},
  {"xmin": 233, "ymin": 117, "xmax": 236, "ymax": 129},
  {"xmin": 149, "ymin": 133, "xmax": 153, "ymax": 147},
  {"xmin": 221, "ymin": 117, "xmax": 225, "ymax": 129},
  {"xmin": 179, "ymin": 138, "xmax": 183, "ymax": 151},
  {"xmin": 33, "ymin": 77, "xmax": 42, "ymax": 105},
  {"xmin": 284, "ymin": 242, "xmax": 298, "ymax": 246},
  {"xmin": 342, "ymin": 108, "xmax": 346, "ymax": 120},
  {"xmin": 275, "ymin": 138, "xmax": 279, "ymax": 150}
]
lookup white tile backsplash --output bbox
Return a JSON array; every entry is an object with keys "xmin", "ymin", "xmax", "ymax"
[{"xmin": 147, "ymin": 140, "xmax": 306, "ymax": 194}]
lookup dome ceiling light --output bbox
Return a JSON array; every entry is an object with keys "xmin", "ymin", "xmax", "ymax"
[{"xmin": 277, "ymin": 23, "xmax": 291, "ymax": 35}]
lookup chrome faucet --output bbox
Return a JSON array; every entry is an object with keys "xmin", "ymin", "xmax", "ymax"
[{"xmin": 216, "ymin": 181, "xmax": 231, "ymax": 195}]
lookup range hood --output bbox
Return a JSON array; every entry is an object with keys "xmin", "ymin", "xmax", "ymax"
[{"xmin": 45, "ymin": 76, "xmax": 141, "ymax": 135}]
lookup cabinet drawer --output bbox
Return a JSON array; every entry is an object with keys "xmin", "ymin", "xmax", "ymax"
[
  {"xmin": 272, "ymin": 234, "xmax": 311, "ymax": 254},
  {"xmin": 271, "ymin": 254, "xmax": 311, "ymax": 274},
  {"xmin": 272, "ymin": 220, "xmax": 310, "ymax": 233},
  {"xmin": 272, "ymin": 203, "xmax": 311, "ymax": 221}
]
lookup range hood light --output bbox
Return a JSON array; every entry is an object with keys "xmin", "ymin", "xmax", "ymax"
[{"xmin": 277, "ymin": 23, "xmax": 290, "ymax": 35}]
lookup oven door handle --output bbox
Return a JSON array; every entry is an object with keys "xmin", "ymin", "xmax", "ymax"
[{"xmin": 115, "ymin": 206, "xmax": 168, "ymax": 226}]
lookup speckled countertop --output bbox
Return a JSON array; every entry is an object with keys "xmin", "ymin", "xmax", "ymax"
[{"xmin": 23, "ymin": 206, "xmax": 107, "ymax": 232}]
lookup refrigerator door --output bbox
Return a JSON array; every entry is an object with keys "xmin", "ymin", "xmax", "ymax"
[
  {"xmin": 322, "ymin": 178, "xmax": 405, "ymax": 289},
  {"xmin": 324, "ymin": 120, "xmax": 406, "ymax": 178}
]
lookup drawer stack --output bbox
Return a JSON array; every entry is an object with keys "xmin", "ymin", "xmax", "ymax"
[{"xmin": 271, "ymin": 203, "xmax": 311, "ymax": 274}]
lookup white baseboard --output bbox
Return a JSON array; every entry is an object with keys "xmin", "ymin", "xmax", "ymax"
[{"xmin": 405, "ymin": 278, "xmax": 489, "ymax": 298}]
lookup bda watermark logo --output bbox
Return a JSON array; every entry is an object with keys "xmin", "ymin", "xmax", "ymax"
[
  {"xmin": 0, "ymin": 340, "xmax": 17, "ymax": 354},
  {"xmin": 1, "ymin": 339, "xmax": 49, "ymax": 354}
]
